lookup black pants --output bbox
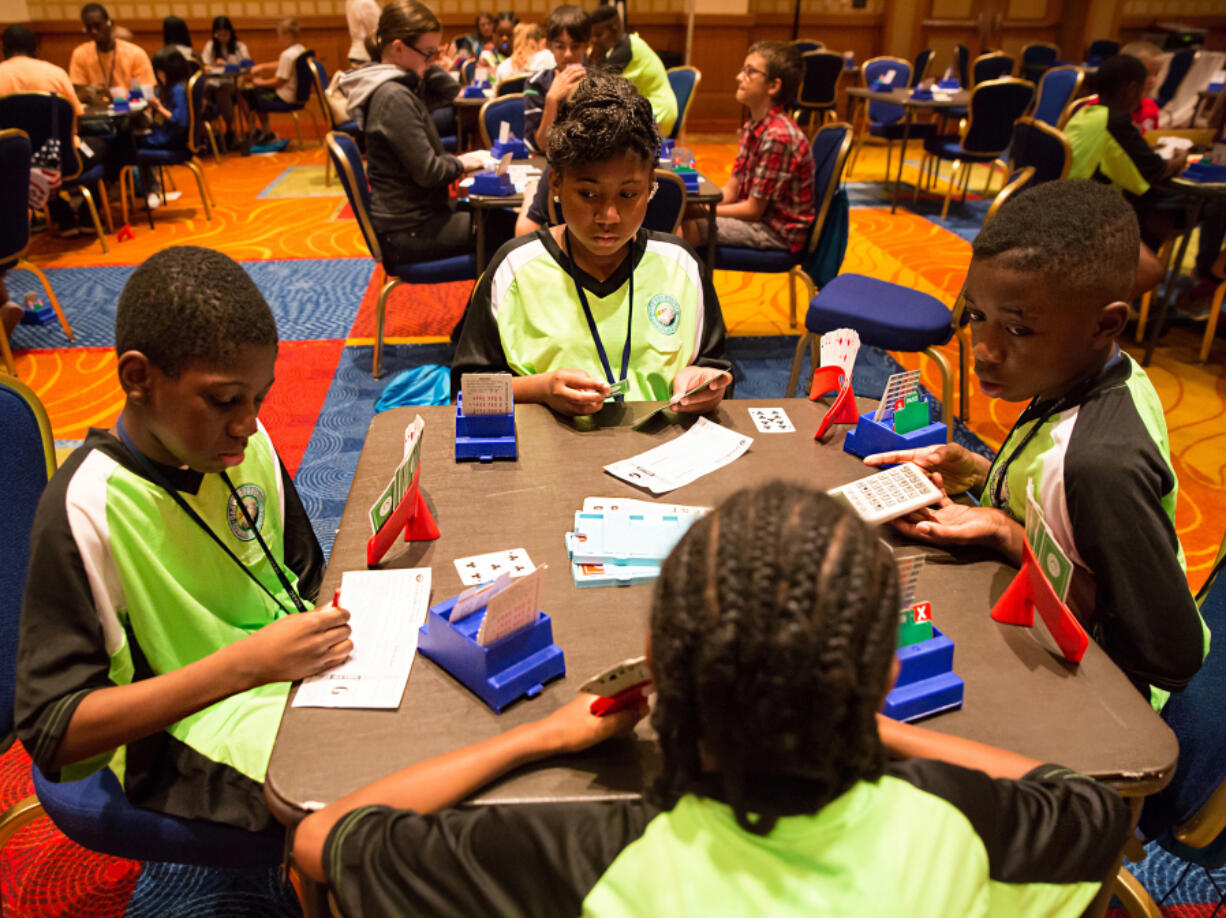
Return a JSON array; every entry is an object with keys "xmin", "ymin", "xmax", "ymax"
[
  {"xmin": 377, "ymin": 207, "xmax": 516, "ymax": 269},
  {"xmin": 1136, "ymin": 187, "xmax": 1226, "ymax": 278}
]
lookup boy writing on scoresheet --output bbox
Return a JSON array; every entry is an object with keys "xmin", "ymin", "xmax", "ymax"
[
  {"xmin": 293, "ymin": 482, "xmax": 1131, "ymax": 918},
  {"xmin": 864, "ymin": 179, "xmax": 1207, "ymax": 710},
  {"xmin": 452, "ymin": 70, "xmax": 731, "ymax": 415},
  {"xmin": 15, "ymin": 246, "xmax": 352, "ymax": 835}
]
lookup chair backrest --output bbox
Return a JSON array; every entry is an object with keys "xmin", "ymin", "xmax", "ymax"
[
  {"xmin": 793, "ymin": 39, "xmax": 824, "ymax": 54},
  {"xmin": 802, "ymin": 120, "xmax": 853, "ymax": 254},
  {"xmin": 1021, "ymin": 42, "xmax": 1059, "ymax": 68},
  {"xmin": 911, "ymin": 48, "xmax": 934, "ymax": 87},
  {"xmin": 1085, "ymin": 38, "xmax": 1119, "ymax": 64},
  {"xmin": 1157, "ymin": 48, "xmax": 1197, "ymax": 109},
  {"xmin": 796, "ymin": 50, "xmax": 845, "ymax": 109},
  {"xmin": 1009, "ymin": 116, "xmax": 1071, "ymax": 186},
  {"xmin": 862, "ymin": 56, "xmax": 911, "ymax": 124},
  {"xmin": 306, "ymin": 57, "xmax": 338, "ymax": 129},
  {"xmin": 954, "ymin": 43, "xmax": 970, "ymax": 87},
  {"xmin": 984, "ymin": 165, "xmax": 1035, "ymax": 222},
  {"xmin": 973, "ymin": 51, "xmax": 1015, "ymax": 84},
  {"xmin": 0, "ymin": 92, "xmax": 85, "ymax": 182},
  {"xmin": 644, "ymin": 169, "xmax": 686, "ymax": 234},
  {"xmin": 293, "ymin": 49, "xmax": 316, "ymax": 104},
  {"xmin": 496, "ymin": 74, "xmax": 527, "ymax": 96},
  {"xmin": 1032, "ymin": 65, "xmax": 1083, "ymax": 127},
  {"xmin": 462, "ymin": 58, "xmax": 478, "ymax": 84},
  {"xmin": 962, "ymin": 77, "xmax": 1035, "ymax": 155},
  {"xmin": 0, "ymin": 374, "xmax": 56, "ymax": 745},
  {"xmin": 326, "ymin": 131, "xmax": 382, "ymax": 264},
  {"xmin": 185, "ymin": 71, "xmax": 209, "ymax": 155},
  {"xmin": 666, "ymin": 66, "xmax": 701, "ymax": 141},
  {"xmin": 479, "ymin": 93, "xmax": 525, "ymax": 148},
  {"xmin": 0, "ymin": 128, "xmax": 31, "ymax": 269}
]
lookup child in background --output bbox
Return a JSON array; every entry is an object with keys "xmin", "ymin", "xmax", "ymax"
[
  {"xmin": 160, "ymin": 15, "xmax": 198, "ymax": 65},
  {"xmin": 864, "ymin": 179, "xmax": 1207, "ymax": 711},
  {"xmin": 479, "ymin": 11, "xmax": 518, "ymax": 74},
  {"xmin": 293, "ymin": 482, "xmax": 1131, "ymax": 918},
  {"xmin": 244, "ymin": 18, "xmax": 306, "ymax": 145},
  {"xmin": 681, "ymin": 41, "xmax": 814, "ymax": 254},
  {"xmin": 495, "ymin": 22, "xmax": 552, "ymax": 84},
  {"xmin": 588, "ymin": 3, "xmax": 676, "ymax": 137},
  {"xmin": 455, "ymin": 11, "xmax": 495, "ymax": 61},
  {"xmin": 199, "ymin": 15, "xmax": 248, "ymax": 147},
  {"xmin": 453, "ymin": 70, "xmax": 730, "ymax": 415},
  {"xmin": 15, "ymin": 246, "xmax": 351, "ymax": 836},
  {"xmin": 136, "ymin": 47, "xmax": 191, "ymax": 208},
  {"xmin": 524, "ymin": 4, "xmax": 590, "ymax": 153}
]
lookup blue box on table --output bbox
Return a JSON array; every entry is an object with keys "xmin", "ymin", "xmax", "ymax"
[
  {"xmin": 843, "ymin": 410, "xmax": 946, "ymax": 459},
  {"xmin": 455, "ymin": 394, "xmax": 517, "ymax": 461},
  {"xmin": 490, "ymin": 138, "xmax": 530, "ymax": 159},
  {"xmin": 469, "ymin": 170, "xmax": 515, "ymax": 196},
  {"xmin": 673, "ymin": 167, "xmax": 700, "ymax": 192},
  {"xmin": 883, "ymin": 626, "xmax": 964, "ymax": 722},
  {"xmin": 418, "ymin": 593, "xmax": 565, "ymax": 713}
]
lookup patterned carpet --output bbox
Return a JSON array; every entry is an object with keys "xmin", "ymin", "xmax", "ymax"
[{"xmin": 2, "ymin": 138, "xmax": 1224, "ymax": 915}]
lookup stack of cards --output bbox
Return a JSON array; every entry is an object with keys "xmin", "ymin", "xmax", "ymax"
[
  {"xmin": 1025, "ymin": 482, "xmax": 1073, "ymax": 602},
  {"xmin": 566, "ymin": 497, "xmax": 708, "ymax": 587},
  {"xmin": 872, "ymin": 370, "xmax": 922, "ymax": 423}
]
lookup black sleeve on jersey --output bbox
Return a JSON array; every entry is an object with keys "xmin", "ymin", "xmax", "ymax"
[
  {"xmin": 450, "ymin": 252, "xmax": 515, "ymax": 394},
  {"xmin": 1064, "ymin": 401, "xmax": 1204, "ymax": 692},
  {"xmin": 1106, "ymin": 109, "xmax": 1166, "ymax": 186},
  {"xmin": 599, "ymin": 38, "xmax": 633, "ymax": 73},
  {"xmin": 891, "ymin": 758, "xmax": 1131, "ymax": 884},
  {"xmin": 279, "ymin": 458, "xmax": 324, "ymax": 604},
  {"xmin": 523, "ymin": 70, "xmax": 550, "ymax": 153},
  {"xmin": 324, "ymin": 800, "xmax": 657, "ymax": 918}
]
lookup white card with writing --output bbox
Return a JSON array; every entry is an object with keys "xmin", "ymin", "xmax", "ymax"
[
  {"xmin": 894, "ymin": 551, "xmax": 927, "ymax": 611},
  {"xmin": 604, "ymin": 418, "xmax": 753, "ymax": 494},
  {"xmin": 450, "ymin": 570, "xmax": 512, "ymax": 623},
  {"xmin": 581, "ymin": 496, "xmax": 710, "ymax": 516},
  {"xmin": 453, "ymin": 548, "xmax": 536, "ymax": 586},
  {"xmin": 477, "ymin": 564, "xmax": 546, "ymax": 646},
  {"xmin": 461, "ymin": 372, "xmax": 513, "ymax": 416},
  {"xmin": 748, "ymin": 407, "xmax": 795, "ymax": 433},
  {"xmin": 873, "ymin": 369, "xmax": 922, "ymax": 422}
]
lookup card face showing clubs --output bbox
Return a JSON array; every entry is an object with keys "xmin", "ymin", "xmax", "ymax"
[
  {"xmin": 460, "ymin": 373, "xmax": 513, "ymax": 416},
  {"xmin": 477, "ymin": 564, "xmax": 546, "ymax": 646},
  {"xmin": 580, "ymin": 656, "xmax": 651, "ymax": 697},
  {"xmin": 453, "ymin": 548, "xmax": 536, "ymax": 586},
  {"xmin": 748, "ymin": 407, "xmax": 795, "ymax": 433}
]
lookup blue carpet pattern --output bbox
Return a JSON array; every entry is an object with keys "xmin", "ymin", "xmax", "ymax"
[{"xmin": 124, "ymin": 865, "xmax": 299, "ymax": 918}]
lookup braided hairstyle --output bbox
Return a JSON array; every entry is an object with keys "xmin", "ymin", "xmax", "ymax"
[
  {"xmin": 650, "ymin": 481, "xmax": 900, "ymax": 835},
  {"xmin": 546, "ymin": 69, "xmax": 659, "ymax": 173}
]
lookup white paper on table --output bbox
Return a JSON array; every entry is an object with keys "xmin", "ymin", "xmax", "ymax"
[
  {"xmin": 292, "ymin": 568, "xmax": 432, "ymax": 709},
  {"xmin": 582, "ymin": 496, "xmax": 710, "ymax": 516},
  {"xmin": 603, "ymin": 417, "xmax": 753, "ymax": 494}
]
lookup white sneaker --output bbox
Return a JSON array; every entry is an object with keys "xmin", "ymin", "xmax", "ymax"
[
  {"xmin": 164, "ymin": 190, "xmax": 183, "ymax": 202},
  {"xmin": 146, "ymin": 193, "xmax": 162, "ymax": 210}
]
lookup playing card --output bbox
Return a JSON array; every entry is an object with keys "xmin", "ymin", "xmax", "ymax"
[
  {"xmin": 895, "ymin": 552, "xmax": 926, "ymax": 610},
  {"xmin": 748, "ymin": 407, "xmax": 796, "ymax": 433},
  {"xmin": 477, "ymin": 564, "xmax": 546, "ymax": 646},
  {"xmin": 451, "ymin": 570, "xmax": 512, "ymax": 624},
  {"xmin": 368, "ymin": 415, "xmax": 426, "ymax": 535},
  {"xmin": 461, "ymin": 373, "xmax": 513, "ymax": 416},
  {"xmin": 873, "ymin": 369, "xmax": 922, "ymax": 422},
  {"xmin": 1025, "ymin": 484, "xmax": 1072, "ymax": 602},
  {"xmin": 820, "ymin": 329, "xmax": 860, "ymax": 381},
  {"xmin": 452, "ymin": 548, "xmax": 536, "ymax": 586},
  {"xmin": 608, "ymin": 378, "xmax": 630, "ymax": 397},
  {"xmin": 580, "ymin": 657, "xmax": 651, "ymax": 697}
]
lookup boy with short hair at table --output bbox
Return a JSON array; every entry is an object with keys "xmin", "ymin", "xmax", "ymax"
[
  {"xmin": 588, "ymin": 4, "xmax": 676, "ymax": 137},
  {"xmin": 680, "ymin": 41, "xmax": 815, "ymax": 254},
  {"xmin": 864, "ymin": 179, "xmax": 1207, "ymax": 711},
  {"xmin": 523, "ymin": 4, "xmax": 590, "ymax": 153},
  {"xmin": 15, "ymin": 246, "xmax": 352, "ymax": 835},
  {"xmin": 293, "ymin": 482, "xmax": 1131, "ymax": 918},
  {"xmin": 243, "ymin": 17, "xmax": 307, "ymax": 145},
  {"xmin": 453, "ymin": 70, "xmax": 731, "ymax": 416}
]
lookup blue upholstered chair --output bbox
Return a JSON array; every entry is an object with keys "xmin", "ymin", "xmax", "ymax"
[
  {"xmin": 715, "ymin": 121, "xmax": 853, "ymax": 338},
  {"xmin": 1085, "ymin": 39, "xmax": 1119, "ymax": 66},
  {"xmin": 793, "ymin": 51, "xmax": 845, "ymax": 136},
  {"xmin": 0, "ymin": 377, "xmax": 286, "ymax": 877},
  {"xmin": 249, "ymin": 48, "xmax": 322, "ymax": 149},
  {"xmin": 189, "ymin": 66, "xmax": 223, "ymax": 164},
  {"xmin": 1157, "ymin": 48, "xmax": 1197, "ymax": 109},
  {"xmin": 0, "ymin": 124, "xmax": 75, "ymax": 356},
  {"xmin": 327, "ymin": 131, "xmax": 478, "ymax": 377},
  {"xmin": 478, "ymin": 93, "xmax": 525, "ymax": 148},
  {"xmin": 917, "ymin": 77, "xmax": 1035, "ymax": 218},
  {"xmin": 1116, "ymin": 536, "xmax": 1226, "ymax": 915},
  {"xmin": 911, "ymin": 48, "xmax": 934, "ymax": 87},
  {"xmin": 846, "ymin": 56, "xmax": 934, "ymax": 181},
  {"xmin": 118, "ymin": 71, "xmax": 216, "ymax": 227},
  {"xmin": 496, "ymin": 74, "xmax": 528, "ymax": 96},
  {"xmin": 1008, "ymin": 116, "xmax": 1070, "ymax": 188},
  {"xmin": 307, "ymin": 57, "xmax": 360, "ymax": 186},
  {"xmin": 1032, "ymin": 65, "xmax": 1084, "ymax": 128},
  {"xmin": 666, "ymin": 66, "xmax": 701, "ymax": 142},
  {"xmin": 645, "ymin": 170, "xmax": 687, "ymax": 234},
  {"xmin": 0, "ymin": 91, "xmax": 111, "ymax": 253},
  {"xmin": 953, "ymin": 43, "xmax": 970, "ymax": 88},
  {"xmin": 462, "ymin": 58, "xmax": 478, "ymax": 84},
  {"xmin": 792, "ymin": 39, "xmax": 824, "ymax": 54},
  {"xmin": 1019, "ymin": 42, "xmax": 1059, "ymax": 84},
  {"xmin": 972, "ymin": 52, "xmax": 1015, "ymax": 84}
]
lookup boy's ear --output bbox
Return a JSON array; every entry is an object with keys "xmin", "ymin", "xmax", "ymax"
[
  {"xmin": 1095, "ymin": 300, "xmax": 1129, "ymax": 345},
  {"xmin": 116, "ymin": 350, "xmax": 157, "ymax": 403},
  {"xmin": 767, "ymin": 77, "xmax": 782, "ymax": 104}
]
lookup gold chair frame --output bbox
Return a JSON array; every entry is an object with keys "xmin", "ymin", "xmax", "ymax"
[{"xmin": 665, "ymin": 65, "xmax": 702, "ymax": 143}]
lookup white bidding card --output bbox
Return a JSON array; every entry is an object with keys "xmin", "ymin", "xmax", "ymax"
[
  {"xmin": 873, "ymin": 369, "xmax": 922, "ymax": 422},
  {"xmin": 477, "ymin": 564, "xmax": 546, "ymax": 646},
  {"xmin": 461, "ymin": 373, "xmax": 513, "ymax": 416}
]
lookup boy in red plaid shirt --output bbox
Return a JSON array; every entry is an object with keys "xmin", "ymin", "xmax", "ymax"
[{"xmin": 682, "ymin": 41, "xmax": 815, "ymax": 253}]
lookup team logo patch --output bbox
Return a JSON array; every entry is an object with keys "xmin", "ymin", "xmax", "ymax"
[
  {"xmin": 226, "ymin": 484, "xmax": 266, "ymax": 542},
  {"xmin": 647, "ymin": 293, "xmax": 681, "ymax": 335}
]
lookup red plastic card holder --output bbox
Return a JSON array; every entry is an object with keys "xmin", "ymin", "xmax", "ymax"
[
  {"xmin": 990, "ymin": 540, "xmax": 1089, "ymax": 663},
  {"xmin": 366, "ymin": 463, "xmax": 440, "ymax": 567},
  {"xmin": 809, "ymin": 366, "xmax": 860, "ymax": 439}
]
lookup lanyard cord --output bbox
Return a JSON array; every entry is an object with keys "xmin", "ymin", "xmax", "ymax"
[
  {"xmin": 564, "ymin": 229, "xmax": 633, "ymax": 400},
  {"xmin": 98, "ymin": 45, "xmax": 116, "ymax": 90},
  {"xmin": 115, "ymin": 420, "xmax": 306, "ymax": 614}
]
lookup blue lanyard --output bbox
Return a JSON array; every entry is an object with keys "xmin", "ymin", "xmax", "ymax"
[{"xmin": 564, "ymin": 229, "xmax": 633, "ymax": 401}]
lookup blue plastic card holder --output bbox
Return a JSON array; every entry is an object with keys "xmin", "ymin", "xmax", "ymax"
[
  {"xmin": 418, "ymin": 593, "xmax": 565, "ymax": 713},
  {"xmin": 455, "ymin": 394, "xmax": 517, "ymax": 461},
  {"xmin": 1183, "ymin": 162, "xmax": 1226, "ymax": 184},
  {"xmin": 909, "ymin": 87, "xmax": 934, "ymax": 101},
  {"xmin": 936, "ymin": 78, "xmax": 961, "ymax": 90},
  {"xmin": 462, "ymin": 84, "xmax": 487, "ymax": 98},
  {"xmin": 883, "ymin": 626, "xmax": 965, "ymax": 722},
  {"xmin": 843, "ymin": 410, "xmax": 946, "ymax": 459},
  {"xmin": 469, "ymin": 171, "xmax": 515, "ymax": 196},
  {"xmin": 490, "ymin": 138, "xmax": 530, "ymax": 159}
]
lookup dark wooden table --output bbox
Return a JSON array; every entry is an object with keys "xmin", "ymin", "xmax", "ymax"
[{"xmin": 266, "ymin": 398, "xmax": 1177, "ymax": 826}]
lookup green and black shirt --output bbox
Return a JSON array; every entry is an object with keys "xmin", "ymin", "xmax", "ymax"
[
  {"xmin": 323, "ymin": 759, "xmax": 1129, "ymax": 917},
  {"xmin": 15, "ymin": 425, "xmax": 323, "ymax": 832},
  {"xmin": 982, "ymin": 352, "xmax": 1208, "ymax": 709}
]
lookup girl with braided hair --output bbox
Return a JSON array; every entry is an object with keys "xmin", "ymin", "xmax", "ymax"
[
  {"xmin": 294, "ymin": 481, "xmax": 1129, "ymax": 918},
  {"xmin": 453, "ymin": 69, "xmax": 731, "ymax": 415}
]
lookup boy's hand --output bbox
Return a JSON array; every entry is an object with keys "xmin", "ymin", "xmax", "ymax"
[
  {"xmin": 892, "ymin": 499, "xmax": 1022, "ymax": 562},
  {"xmin": 864, "ymin": 442, "xmax": 986, "ymax": 496},
  {"xmin": 457, "ymin": 151, "xmax": 488, "ymax": 173},
  {"xmin": 231, "ymin": 606, "xmax": 352, "ymax": 688},
  {"xmin": 670, "ymin": 367, "xmax": 730, "ymax": 413},
  {"xmin": 547, "ymin": 64, "xmax": 585, "ymax": 103},
  {"xmin": 536, "ymin": 695, "xmax": 649, "ymax": 756},
  {"xmin": 541, "ymin": 369, "xmax": 609, "ymax": 415}
]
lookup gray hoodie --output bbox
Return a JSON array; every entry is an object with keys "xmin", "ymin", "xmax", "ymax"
[{"xmin": 336, "ymin": 63, "xmax": 403, "ymax": 130}]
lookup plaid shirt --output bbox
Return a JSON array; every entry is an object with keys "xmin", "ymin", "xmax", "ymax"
[{"xmin": 732, "ymin": 107, "xmax": 815, "ymax": 252}]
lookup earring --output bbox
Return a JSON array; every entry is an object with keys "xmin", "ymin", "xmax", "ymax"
[{"xmin": 648, "ymin": 181, "xmax": 658, "ymax": 200}]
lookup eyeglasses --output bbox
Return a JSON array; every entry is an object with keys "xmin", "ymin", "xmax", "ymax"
[
  {"xmin": 406, "ymin": 43, "xmax": 442, "ymax": 62},
  {"xmin": 738, "ymin": 65, "xmax": 767, "ymax": 79}
]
